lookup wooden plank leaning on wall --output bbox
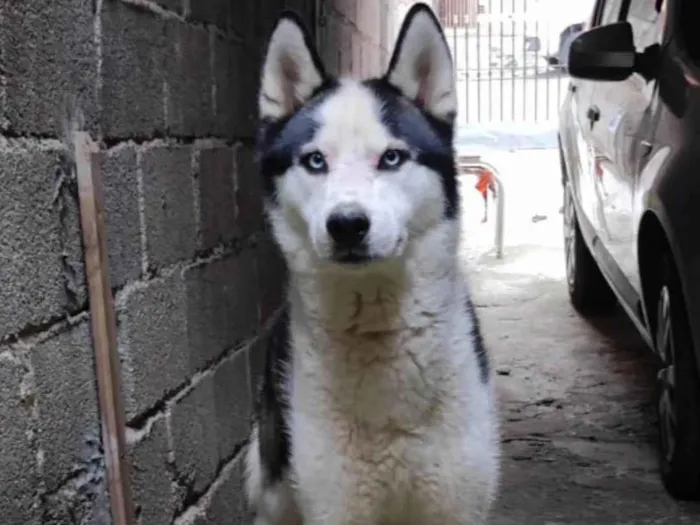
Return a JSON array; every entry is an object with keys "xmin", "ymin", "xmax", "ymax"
[{"xmin": 75, "ymin": 131, "xmax": 136, "ymax": 525}]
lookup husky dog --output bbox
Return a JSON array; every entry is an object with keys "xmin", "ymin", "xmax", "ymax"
[{"xmin": 244, "ymin": 4, "xmax": 500, "ymax": 524}]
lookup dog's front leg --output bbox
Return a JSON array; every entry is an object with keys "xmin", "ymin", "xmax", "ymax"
[
  {"xmin": 300, "ymin": 496, "xmax": 379, "ymax": 525},
  {"xmin": 294, "ymin": 451, "xmax": 382, "ymax": 525},
  {"xmin": 407, "ymin": 456, "xmax": 498, "ymax": 525}
]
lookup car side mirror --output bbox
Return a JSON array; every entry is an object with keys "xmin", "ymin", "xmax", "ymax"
[{"xmin": 568, "ymin": 22, "xmax": 636, "ymax": 81}]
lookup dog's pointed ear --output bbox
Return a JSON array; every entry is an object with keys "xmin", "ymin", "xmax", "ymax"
[
  {"xmin": 384, "ymin": 4, "xmax": 456, "ymax": 123},
  {"xmin": 259, "ymin": 12, "xmax": 328, "ymax": 121}
]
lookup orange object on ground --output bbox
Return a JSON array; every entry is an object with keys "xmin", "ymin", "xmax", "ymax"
[{"xmin": 475, "ymin": 169, "xmax": 496, "ymax": 197}]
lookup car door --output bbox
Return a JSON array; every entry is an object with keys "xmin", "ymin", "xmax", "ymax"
[
  {"xmin": 593, "ymin": 0, "xmax": 664, "ymax": 294},
  {"xmin": 568, "ymin": 0, "xmax": 627, "ymax": 236}
]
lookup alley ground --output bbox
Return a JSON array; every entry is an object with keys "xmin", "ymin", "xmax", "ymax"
[{"xmin": 457, "ymin": 145, "xmax": 700, "ymax": 524}]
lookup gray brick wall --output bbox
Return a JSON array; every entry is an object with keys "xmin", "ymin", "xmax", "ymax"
[{"xmin": 0, "ymin": 0, "xmax": 399, "ymax": 523}]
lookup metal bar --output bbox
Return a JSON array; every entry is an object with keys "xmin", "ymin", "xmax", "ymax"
[
  {"xmin": 458, "ymin": 158, "xmax": 506, "ymax": 259},
  {"xmin": 465, "ymin": 18, "xmax": 470, "ymax": 123},
  {"xmin": 74, "ymin": 131, "xmax": 136, "ymax": 525},
  {"xmin": 453, "ymin": 25, "xmax": 458, "ymax": 68},
  {"xmin": 511, "ymin": 0, "xmax": 515, "ymax": 121},
  {"xmin": 500, "ymin": 0, "xmax": 504, "ymax": 122},
  {"xmin": 452, "ymin": 25, "xmax": 458, "ymax": 123},
  {"xmin": 476, "ymin": 17, "xmax": 481, "ymax": 123},
  {"xmin": 522, "ymin": 0, "xmax": 527, "ymax": 121},
  {"xmin": 534, "ymin": 17, "xmax": 539, "ymax": 122},
  {"xmin": 544, "ymin": 18, "xmax": 552, "ymax": 121},
  {"xmin": 494, "ymin": 169, "xmax": 505, "ymax": 259},
  {"xmin": 487, "ymin": 0, "xmax": 493, "ymax": 123}
]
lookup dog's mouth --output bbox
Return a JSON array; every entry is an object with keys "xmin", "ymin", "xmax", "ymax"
[
  {"xmin": 327, "ymin": 236, "xmax": 408, "ymax": 267},
  {"xmin": 331, "ymin": 247, "xmax": 374, "ymax": 265}
]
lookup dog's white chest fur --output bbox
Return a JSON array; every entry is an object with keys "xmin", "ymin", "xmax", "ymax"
[{"xmin": 286, "ymin": 272, "xmax": 499, "ymax": 525}]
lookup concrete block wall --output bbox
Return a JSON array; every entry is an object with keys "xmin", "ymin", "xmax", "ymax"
[
  {"xmin": 317, "ymin": 0, "xmax": 393, "ymax": 77},
  {"xmin": 316, "ymin": 0, "xmax": 441, "ymax": 78},
  {"xmin": 0, "ymin": 0, "xmax": 402, "ymax": 524}
]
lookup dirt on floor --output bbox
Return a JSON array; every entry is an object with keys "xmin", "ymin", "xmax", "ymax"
[{"xmin": 459, "ymin": 149, "xmax": 700, "ymax": 524}]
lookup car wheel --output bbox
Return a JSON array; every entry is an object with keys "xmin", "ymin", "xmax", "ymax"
[
  {"xmin": 562, "ymin": 182, "xmax": 616, "ymax": 315},
  {"xmin": 656, "ymin": 255, "xmax": 700, "ymax": 500}
]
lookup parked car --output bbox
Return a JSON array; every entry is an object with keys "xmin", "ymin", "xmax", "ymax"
[
  {"xmin": 558, "ymin": 0, "xmax": 700, "ymax": 500},
  {"xmin": 545, "ymin": 22, "xmax": 586, "ymax": 72}
]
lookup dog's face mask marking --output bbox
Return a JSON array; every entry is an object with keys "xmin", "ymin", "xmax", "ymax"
[{"xmin": 257, "ymin": 7, "xmax": 457, "ymax": 271}]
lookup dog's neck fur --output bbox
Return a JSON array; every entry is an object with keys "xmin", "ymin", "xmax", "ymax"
[{"xmin": 283, "ymin": 221, "xmax": 466, "ymax": 430}]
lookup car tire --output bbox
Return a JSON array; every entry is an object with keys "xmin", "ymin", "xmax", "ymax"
[
  {"xmin": 656, "ymin": 254, "xmax": 700, "ymax": 501},
  {"xmin": 562, "ymin": 181, "xmax": 616, "ymax": 315}
]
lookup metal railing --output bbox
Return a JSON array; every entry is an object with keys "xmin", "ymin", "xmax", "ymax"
[
  {"xmin": 458, "ymin": 156, "xmax": 505, "ymax": 259},
  {"xmin": 443, "ymin": 0, "xmax": 582, "ymax": 125}
]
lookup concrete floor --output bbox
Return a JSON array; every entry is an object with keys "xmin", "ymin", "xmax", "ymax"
[{"xmin": 458, "ymin": 149, "xmax": 700, "ymax": 524}]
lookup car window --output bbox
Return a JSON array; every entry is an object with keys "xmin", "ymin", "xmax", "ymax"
[
  {"xmin": 625, "ymin": 0, "xmax": 663, "ymax": 50},
  {"xmin": 597, "ymin": 0, "xmax": 626, "ymax": 25}
]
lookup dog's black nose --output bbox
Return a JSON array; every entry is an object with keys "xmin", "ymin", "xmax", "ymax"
[{"xmin": 326, "ymin": 210, "xmax": 370, "ymax": 248}]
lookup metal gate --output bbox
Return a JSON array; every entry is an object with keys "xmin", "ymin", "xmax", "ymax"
[{"xmin": 440, "ymin": 0, "xmax": 593, "ymax": 126}]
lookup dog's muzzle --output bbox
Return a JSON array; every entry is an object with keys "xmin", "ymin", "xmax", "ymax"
[{"xmin": 326, "ymin": 204, "xmax": 371, "ymax": 263}]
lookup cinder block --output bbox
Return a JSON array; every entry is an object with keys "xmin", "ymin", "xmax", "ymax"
[
  {"xmin": 339, "ymin": 20, "xmax": 354, "ymax": 75},
  {"xmin": 238, "ymin": 42, "xmax": 261, "ymax": 139},
  {"xmin": 188, "ymin": 0, "xmax": 230, "ymax": 29},
  {"xmin": 0, "ymin": 0, "xmax": 97, "ymax": 136},
  {"xmin": 361, "ymin": 40, "xmax": 371, "ymax": 78},
  {"xmin": 334, "ymin": 0, "xmax": 351, "ymax": 19},
  {"xmin": 141, "ymin": 144, "xmax": 196, "ymax": 269},
  {"xmin": 247, "ymin": 331, "xmax": 267, "ymax": 403},
  {"xmin": 234, "ymin": 144, "xmax": 265, "ymax": 236},
  {"xmin": 129, "ymin": 419, "xmax": 175, "ymax": 525},
  {"xmin": 41, "ymin": 429, "xmax": 111, "ymax": 525},
  {"xmin": 170, "ymin": 349, "xmax": 252, "ymax": 499},
  {"xmin": 197, "ymin": 146, "xmax": 236, "ymax": 250},
  {"xmin": 184, "ymin": 251, "xmax": 259, "ymax": 372},
  {"xmin": 102, "ymin": 145, "xmax": 142, "ymax": 288},
  {"xmin": 212, "ymin": 348, "xmax": 251, "ymax": 463},
  {"xmin": 228, "ymin": 0, "xmax": 255, "ymax": 41},
  {"xmin": 0, "ymin": 144, "xmax": 85, "ymax": 340},
  {"xmin": 353, "ymin": 35, "xmax": 363, "ymax": 78},
  {"xmin": 255, "ymin": 0, "xmax": 283, "ymax": 41},
  {"xmin": 212, "ymin": 36, "xmax": 243, "ymax": 139},
  {"xmin": 284, "ymin": 0, "xmax": 309, "ymax": 18},
  {"xmin": 119, "ymin": 274, "xmax": 190, "ymax": 419},
  {"xmin": 31, "ymin": 322, "xmax": 100, "ymax": 493},
  {"xmin": 202, "ymin": 456, "xmax": 251, "ymax": 524},
  {"xmin": 165, "ymin": 22, "xmax": 215, "ymax": 137},
  {"xmin": 155, "ymin": 0, "xmax": 182, "ymax": 13},
  {"xmin": 320, "ymin": 14, "xmax": 340, "ymax": 76},
  {"xmin": 61, "ymin": 165, "xmax": 89, "ymax": 312},
  {"xmin": 213, "ymin": 32, "xmax": 258, "ymax": 140},
  {"xmin": 170, "ymin": 377, "xmax": 219, "ymax": 495},
  {"xmin": 101, "ymin": 1, "xmax": 169, "ymax": 139},
  {"xmin": 43, "ymin": 491, "xmax": 111, "ymax": 525},
  {"xmin": 254, "ymin": 234, "xmax": 287, "ymax": 324},
  {"xmin": 0, "ymin": 353, "xmax": 38, "ymax": 525},
  {"xmin": 367, "ymin": 2, "xmax": 382, "ymax": 48}
]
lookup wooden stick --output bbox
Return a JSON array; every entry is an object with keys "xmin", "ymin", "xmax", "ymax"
[{"xmin": 74, "ymin": 131, "xmax": 135, "ymax": 525}]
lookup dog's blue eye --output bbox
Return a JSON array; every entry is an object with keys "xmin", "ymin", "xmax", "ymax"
[
  {"xmin": 378, "ymin": 149, "xmax": 408, "ymax": 170},
  {"xmin": 300, "ymin": 151, "xmax": 328, "ymax": 173}
]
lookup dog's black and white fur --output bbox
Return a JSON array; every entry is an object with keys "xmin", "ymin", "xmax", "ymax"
[{"xmin": 245, "ymin": 4, "xmax": 500, "ymax": 524}]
